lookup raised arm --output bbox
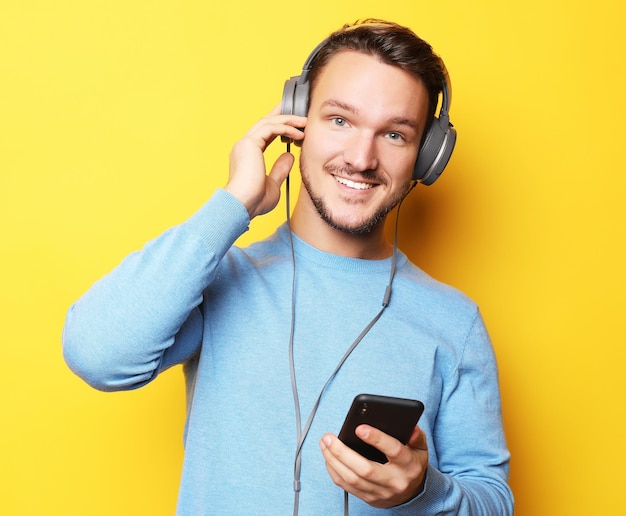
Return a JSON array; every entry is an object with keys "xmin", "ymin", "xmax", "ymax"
[
  {"xmin": 62, "ymin": 190, "xmax": 249, "ymax": 391},
  {"xmin": 63, "ymin": 108, "xmax": 306, "ymax": 391}
]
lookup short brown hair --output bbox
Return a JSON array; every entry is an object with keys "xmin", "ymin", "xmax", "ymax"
[{"xmin": 308, "ymin": 19, "xmax": 446, "ymax": 134}]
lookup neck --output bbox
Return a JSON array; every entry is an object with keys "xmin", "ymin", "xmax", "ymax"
[{"xmin": 289, "ymin": 198, "xmax": 393, "ymax": 260}]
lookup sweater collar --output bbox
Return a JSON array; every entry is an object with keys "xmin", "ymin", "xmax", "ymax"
[{"xmin": 275, "ymin": 223, "xmax": 407, "ymax": 274}]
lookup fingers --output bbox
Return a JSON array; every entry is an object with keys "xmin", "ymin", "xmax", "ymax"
[
  {"xmin": 406, "ymin": 425, "xmax": 428, "ymax": 452},
  {"xmin": 356, "ymin": 425, "xmax": 428, "ymax": 465},
  {"xmin": 355, "ymin": 425, "xmax": 406, "ymax": 463},
  {"xmin": 244, "ymin": 108, "xmax": 307, "ymax": 150},
  {"xmin": 320, "ymin": 434, "xmax": 381, "ymax": 501},
  {"xmin": 225, "ymin": 107, "xmax": 305, "ymax": 218},
  {"xmin": 319, "ymin": 427, "xmax": 429, "ymax": 508}
]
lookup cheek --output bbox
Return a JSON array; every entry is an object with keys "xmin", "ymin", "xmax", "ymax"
[
  {"xmin": 381, "ymin": 148, "xmax": 417, "ymax": 181},
  {"xmin": 301, "ymin": 125, "xmax": 342, "ymax": 163}
]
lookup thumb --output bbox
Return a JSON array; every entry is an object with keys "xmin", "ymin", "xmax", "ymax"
[
  {"xmin": 268, "ymin": 151, "xmax": 296, "ymax": 187},
  {"xmin": 407, "ymin": 426, "xmax": 428, "ymax": 452}
]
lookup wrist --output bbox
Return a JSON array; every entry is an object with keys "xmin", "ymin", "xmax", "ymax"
[{"xmin": 224, "ymin": 182, "xmax": 259, "ymax": 219}]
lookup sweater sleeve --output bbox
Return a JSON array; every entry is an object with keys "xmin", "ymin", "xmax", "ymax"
[
  {"xmin": 394, "ymin": 310, "xmax": 514, "ymax": 515},
  {"xmin": 62, "ymin": 189, "xmax": 250, "ymax": 392}
]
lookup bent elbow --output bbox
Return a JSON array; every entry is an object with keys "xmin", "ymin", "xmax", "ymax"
[{"xmin": 62, "ymin": 330, "xmax": 155, "ymax": 392}]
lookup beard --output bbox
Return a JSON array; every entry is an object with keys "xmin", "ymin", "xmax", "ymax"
[{"xmin": 299, "ymin": 153, "xmax": 413, "ymax": 235}]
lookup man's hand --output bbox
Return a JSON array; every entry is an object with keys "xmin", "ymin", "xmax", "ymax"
[
  {"xmin": 319, "ymin": 425, "xmax": 429, "ymax": 508},
  {"xmin": 225, "ymin": 105, "xmax": 307, "ymax": 219}
]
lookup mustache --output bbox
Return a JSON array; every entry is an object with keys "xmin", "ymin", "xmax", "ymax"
[{"xmin": 322, "ymin": 164, "xmax": 387, "ymax": 186}]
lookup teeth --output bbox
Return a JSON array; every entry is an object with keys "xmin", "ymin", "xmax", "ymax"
[{"xmin": 335, "ymin": 176, "xmax": 373, "ymax": 190}]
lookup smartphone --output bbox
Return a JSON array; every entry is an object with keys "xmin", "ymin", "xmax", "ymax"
[{"xmin": 338, "ymin": 394, "xmax": 424, "ymax": 464}]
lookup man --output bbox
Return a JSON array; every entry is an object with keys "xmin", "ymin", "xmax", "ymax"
[{"xmin": 63, "ymin": 20, "xmax": 513, "ymax": 514}]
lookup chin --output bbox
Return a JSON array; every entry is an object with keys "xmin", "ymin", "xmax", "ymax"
[{"xmin": 318, "ymin": 206, "xmax": 389, "ymax": 235}]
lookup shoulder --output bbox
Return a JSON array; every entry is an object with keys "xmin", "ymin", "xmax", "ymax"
[
  {"xmin": 213, "ymin": 224, "xmax": 293, "ymax": 286},
  {"xmin": 388, "ymin": 253, "xmax": 488, "ymax": 352},
  {"xmin": 391, "ymin": 256, "xmax": 496, "ymax": 373},
  {"xmin": 395, "ymin": 255, "xmax": 478, "ymax": 316}
]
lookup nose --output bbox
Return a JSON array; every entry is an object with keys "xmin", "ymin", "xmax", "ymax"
[{"xmin": 343, "ymin": 131, "xmax": 378, "ymax": 172}]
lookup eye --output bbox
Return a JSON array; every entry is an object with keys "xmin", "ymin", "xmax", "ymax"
[
  {"xmin": 331, "ymin": 117, "xmax": 347, "ymax": 127},
  {"xmin": 386, "ymin": 132, "xmax": 404, "ymax": 142}
]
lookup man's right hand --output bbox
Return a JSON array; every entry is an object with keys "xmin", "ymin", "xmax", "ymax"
[{"xmin": 225, "ymin": 105, "xmax": 307, "ymax": 219}]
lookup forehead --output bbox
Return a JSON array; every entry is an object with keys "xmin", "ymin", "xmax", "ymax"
[{"xmin": 309, "ymin": 50, "xmax": 429, "ymax": 127}]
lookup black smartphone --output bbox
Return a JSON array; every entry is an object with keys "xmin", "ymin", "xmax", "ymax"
[{"xmin": 338, "ymin": 394, "xmax": 424, "ymax": 464}]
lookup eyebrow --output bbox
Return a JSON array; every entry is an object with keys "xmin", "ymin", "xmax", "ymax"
[
  {"xmin": 320, "ymin": 98, "xmax": 360, "ymax": 115},
  {"xmin": 389, "ymin": 117, "xmax": 419, "ymax": 132},
  {"xmin": 320, "ymin": 98, "xmax": 420, "ymax": 132}
]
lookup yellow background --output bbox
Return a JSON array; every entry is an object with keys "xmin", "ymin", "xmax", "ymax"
[{"xmin": 1, "ymin": 1, "xmax": 624, "ymax": 514}]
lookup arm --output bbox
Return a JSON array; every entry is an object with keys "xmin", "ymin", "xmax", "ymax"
[
  {"xmin": 319, "ymin": 311, "xmax": 513, "ymax": 514},
  {"xmin": 62, "ymin": 190, "xmax": 249, "ymax": 391},
  {"xmin": 63, "ymin": 108, "xmax": 307, "ymax": 391}
]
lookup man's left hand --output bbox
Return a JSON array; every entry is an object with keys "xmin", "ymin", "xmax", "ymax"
[{"xmin": 319, "ymin": 425, "xmax": 428, "ymax": 508}]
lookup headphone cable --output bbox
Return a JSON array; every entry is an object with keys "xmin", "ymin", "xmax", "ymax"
[{"xmin": 285, "ymin": 143, "xmax": 416, "ymax": 515}]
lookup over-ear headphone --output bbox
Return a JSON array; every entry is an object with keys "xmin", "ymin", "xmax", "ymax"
[{"xmin": 281, "ymin": 38, "xmax": 457, "ymax": 185}]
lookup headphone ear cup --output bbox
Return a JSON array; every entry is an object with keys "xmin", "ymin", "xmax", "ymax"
[
  {"xmin": 281, "ymin": 77, "xmax": 298, "ymax": 116},
  {"xmin": 413, "ymin": 115, "xmax": 457, "ymax": 185},
  {"xmin": 281, "ymin": 76, "xmax": 310, "ymax": 116},
  {"xmin": 281, "ymin": 76, "xmax": 310, "ymax": 143}
]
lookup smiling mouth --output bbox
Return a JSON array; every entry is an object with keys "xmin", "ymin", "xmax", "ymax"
[{"xmin": 334, "ymin": 176, "xmax": 375, "ymax": 190}]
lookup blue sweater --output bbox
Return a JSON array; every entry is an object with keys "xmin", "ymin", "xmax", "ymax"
[{"xmin": 63, "ymin": 189, "xmax": 513, "ymax": 515}]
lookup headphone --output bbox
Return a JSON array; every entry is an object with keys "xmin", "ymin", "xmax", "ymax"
[{"xmin": 281, "ymin": 38, "xmax": 457, "ymax": 185}]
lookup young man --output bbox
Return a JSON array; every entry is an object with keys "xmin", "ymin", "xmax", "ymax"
[{"xmin": 64, "ymin": 20, "xmax": 513, "ymax": 514}]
